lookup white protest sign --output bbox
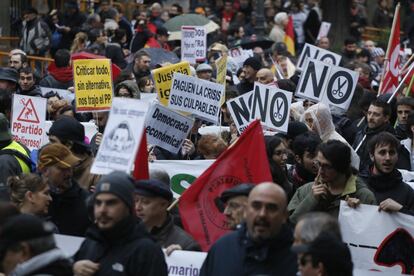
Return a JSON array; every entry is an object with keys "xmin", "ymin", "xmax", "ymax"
[
  {"xmin": 145, "ymin": 104, "xmax": 194, "ymax": 154},
  {"xmin": 140, "ymin": 93, "xmax": 158, "ymax": 105},
  {"xmin": 149, "ymin": 160, "xmax": 214, "ymax": 198},
  {"xmin": 181, "ymin": 26, "xmax": 207, "ymax": 64},
  {"xmin": 40, "ymin": 87, "xmax": 75, "ymax": 103},
  {"xmin": 41, "ymin": 121, "xmax": 98, "ymax": 147},
  {"xmin": 296, "ymin": 59, "xmax": 359, "ymax": 111},
  {"xmin": 297, "ymin": 43, "xmax": 342, "ymax": 70},
  {"xmin": 317, "ymin": 21, "xmax": 331, "ymax": 41},
  {"xmin": 11, "ymin": 95, "xmax": 47, "ymax": 150},
  {"xmin": 250, "ymin": 83, "xmax": 292, "ymax": 133},
  {"xmin": 228, "ymin": 47, "xmax": 253, "ymax": 69},
  {"xmin": 339, "ymin": 201, "xmax": 414, "ymax": 275},
  {"xmin": 91, "ymin": 98, "xmax": 148, "ymax": 175},
  {"xmin": 166, "ymin": 250, "xmax": 207, "ymax": 276},
  {"xmin": 227, "ymin": 91, "xmax": 254, "ymax": 134},
  {"xmin": 54, "ymin": 234, "xmax": 84, "ymax": 257},
  {"xmin": 169, "ymin": 73, "xmax": 224, "ymax": 124}
]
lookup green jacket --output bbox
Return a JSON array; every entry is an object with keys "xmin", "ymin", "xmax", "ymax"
[{"xmin": 288, "ymin": 175, "xmax": 376, "ymax": 224}]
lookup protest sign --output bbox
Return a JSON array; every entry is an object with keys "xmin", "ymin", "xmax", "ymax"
[
  {"xmin": 91, "ymin": 98, "xmax": 147, "ymax": 175},
  {"xmin": 297, "ymin": 43, "xmax": 342, "ymax": 70},
  {"xmin": 215, "ymin": 56, "xmax": 228, "ymax": 106},
  {"xmin": 250, "ymin": 83, "xmax": 292, "ymax": 133},
  {"xmin": 152, "ymin": 61, "xmax": 191, "ymax": 106},
  {"xmin": 317, "ymin": 21, "xmax": 331, "ymax": 41},
  {"xmin": 166, "ymin": 250, "xmax": 207, "ymax": 276},
  {"xmin": 228, "ymin": 47, "xmax": 253, "ymax": 69},
  {"xmin": 296, "ymin": 59, "xmax": 359, "ymax": 111},
  {"xmin": 227, "ymin": 91, "xmax": 254, "ymax": 134},
  {"xmin": 149, "ymin": 160, "xmax": 214, "ymax": 198},
  {"xmin": 11, "ymin": 95, "xmax": 47, "ymax": 150},
  {"xmin": 145, "ymin": 104, "xmax": 194, "ymax": 154},
  {"xmin": 40, "ymin": 87, "xmax": 75, "ymax": 103},
  {"xmin": 169, "ymin": 73, "xmax": 224, "ymax": 123},
  {"xmin": 73, "ymin": 58, "xmax": 113, "ymax": 112},
  {"xmin": 339, "ymin": 201, "xmax": 414, "ymax": 275},
  {"xmin": 181, "ymin": 26, "xmax": 207, "ymax": 64},
  {"xmin": 54, "ymin": 234, "xmax": 84, "ymax": 257}
]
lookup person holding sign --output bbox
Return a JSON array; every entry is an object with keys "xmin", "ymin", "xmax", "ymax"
[{"xmin": 236, "ymin": 57, "xmax": 262, "ymax": 95}]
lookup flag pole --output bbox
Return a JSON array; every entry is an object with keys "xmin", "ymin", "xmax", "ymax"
[
  {"xmin": 377, "ymin": 3, "xmax": 400, "ymax": 96},
  {"xmin": 387, "ymin": 61, "xmax": 414, "ymax": 103},
  {"xmin": 405, "ymin": 68, "xmax": 414, "ymax": 97}
]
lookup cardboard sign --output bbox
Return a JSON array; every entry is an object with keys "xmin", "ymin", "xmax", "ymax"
[
  {"xmin": 11, "ymin": 95, "xmax": 47, "ymax": 150},
  {"xmin": 145, "ymin": 104, "xmax": 194, "ymax": 154},
  {"xmin": 166, "ymin": 250, "xmax": 207, "ymax": 276},
  {"xmin": 169, "ymin": 73, "xmax": 224, "ymax": 123},
  {"xmin": 152, "ymin": 61, "xmax": 191, "ymax": 106},
  {"xmin": 296, "ymin": 59, "xmax": 359, "ymax": 111},
  {"xmin": 339, "ymin": 201, "xmax": 414, "ymax": 274},
  {"xmin": 228, "ymin": 47, "xmax": 253, "ymax": 69},
  {"xmin": 91, "ymin": 98, "xmax": 148, "ymax": 175},
  {"xmin": 227, "ymin": 91, "xmax": 254, "ymax": 134},
  {"xmin": 317, "ymin": 21, "xmax": 331, "ymax": 41},
  {"xmin": 181, "ymin": 26, "xmax": 207, "ymax": 64},
  {"xmin": 297, "ymin": 43, "xmax": 342, "ymax": 70},
  {"xmin": 73, "ymin": 59, "xmax": 113, "ymax": 112},
  {"xmin": 149, "ymin": 160, "xmax": 214, "ymax": 198},
  {"xmin": 215, "ymin": 56, "xmax": 228, "ymax": 106},
  {"xmin": 250, "ymin": 83, "xmax": 292, "ymax": 133}
]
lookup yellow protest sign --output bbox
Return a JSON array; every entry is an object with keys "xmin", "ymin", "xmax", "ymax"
[
  {"xmin": 215, "ymin": 56, "xmax": 227, "ymax": 105},
  {"xmin": 152, "ymin": 61, "xmax": 190, "ymax": 106},
  {"xmin": 73, "ymin": 59, "xmax": 113, "ymax": 112}
]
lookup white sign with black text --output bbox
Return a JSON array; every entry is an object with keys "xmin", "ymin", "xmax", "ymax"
[
  {"xmin": 181, "ymin": 26, "xmax": 207, "ymax": 64},
  {"xmin": 297, "ymin": 43, "xmax": 342, "ymax": 70},
  {"xmin": 165, "ymin": 250, "xmax": 207, "ymax": 276},
  {"xmin": 227, "ymin": 91, "xmax": 254, "ymax": 134}
]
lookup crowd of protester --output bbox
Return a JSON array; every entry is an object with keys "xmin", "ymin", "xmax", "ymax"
[{"xmin": 0, "ymin": 0, "xmax": 413, "ymax": 275}]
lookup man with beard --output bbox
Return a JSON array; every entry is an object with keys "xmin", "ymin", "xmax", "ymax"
[
  {"xmin": 360, "ymin": 132, "xmax": 414, "ymax": 215},
  {"xmin": 38, "ymin": 143, "xmax": 90, "ymax": 236},
  {"xmin": 200, "ymin": 183, "xmax": 297, "ymax": 276},
  {"xmin": 90, "ymin": 111, "xmax": 109, "ymax": 156},
  {"xmin": 341, "ymin": 37, "xmax": 358, "ymax": 66},
  {"xmin": 17, "ymin": 67, "xmax": 42, "ymax": 97},
  {"xmin": 73, "ymin": 171, "xmax": 167, "ymax": 275},
  {"xmin": 128, "ymin": 51, "xmax": 151, "ymax": 82}
]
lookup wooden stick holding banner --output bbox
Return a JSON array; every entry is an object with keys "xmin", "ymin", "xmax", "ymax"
[
  {"xmin": 167, "ymin": 196, "xmax": 180, "ymax": 211},
  {"xmin": 387, "ymin": 61, "xmax": 414, "ymax": 104},
  {"xmin": 405, "ymin": 70, "xmax": 414, "ymax": 97},
  {"xmin": 401, "ymin": 53, "xmax": 414, "ymax": 73},
  {"xmin": 269, "ymin": 54, "xmax": 285, "ymax": 80},
  {"xmin": 378, "ymin": 3, "xmax": 400, "ymax": 95}
]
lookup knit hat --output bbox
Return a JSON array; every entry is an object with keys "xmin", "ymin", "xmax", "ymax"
[
  {"xmin": 48, "ymin": 116, "xmax": 89, "ymax": 149},
  {"xmin": 38, "ymin": 143, "xmax": 80, "ymax": 170},
  {"xmin": 243, "ymin": 57, "xmax": 262, "ymax": 71},
  {"xmin": 94, "ymin": 171, "xmax": 135, "ymax": 212},
  {"xmin": 0, "ymin": 113, "xmax": 11, "ymax": 142},
  {"xmin": 0, "ymin": 68, "xmax": 18, "ymax": 84},
  {"xmin": 371, "ymin": 47, "xmax": 385, "ymax": 58},
  {"xmin": 196, "ymin": 63, "xmax": 213, "ymax": 73},
  {"xmin": 134, "ymin": 179, "xmax": 173, "ymax": 201}
]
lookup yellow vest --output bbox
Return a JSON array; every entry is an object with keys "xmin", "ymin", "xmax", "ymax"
[{"xmin": 2, "ymin": 141, "xmax": 31, "ymax": 174}]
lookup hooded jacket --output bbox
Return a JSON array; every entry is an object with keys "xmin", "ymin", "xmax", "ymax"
[
  {"xmin": 74, "ymin": 216, "xmax": 168, "ymax": 276},
  {"xmin": 39, "ymin": 62, "xmax": 73, "ymax": 90}
]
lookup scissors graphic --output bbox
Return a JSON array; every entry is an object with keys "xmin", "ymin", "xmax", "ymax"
[
  {"xmin": 273, "ymin": 99, "xmax": 284, "ymax": 120},
  {"xmin": 332, "ymin": 78, "xmax": 347, "ymax": 97}
]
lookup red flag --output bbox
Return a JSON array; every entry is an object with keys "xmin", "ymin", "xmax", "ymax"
[
  {"xmin": 178, "ymin": 120, "xmax": 273, "ymax": 251},
  {"xmin": 284, "ymin": 15, "xmax": 295, "ymax": 56},
  {"xmin": 379, "ymin": 4, "xmax": 400, "ymax": 95},
  {"xmin": 132, "ymin": 132, "xmax": 149, "ymax": 180}
]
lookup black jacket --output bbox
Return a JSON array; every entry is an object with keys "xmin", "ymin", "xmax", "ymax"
[
  {"xmin": 200, "ymin": 223, "xmax": 297, "ymax": 276},
  {"xmin": 17, "ymin": 85, "xmax": 42, "ymax": 97},
  {"xmin": 49, "ymin": 180, "xmax": 90, "ymax": 236},
  {"xmin": 236, "ymin": 80, "xmax": 254, "ymax": 95},
  {"xmin": 361, "ymin": 168, "xmax": 414, "ymax": 216},
  {"xmin": 74, "ymin": 216, "xmax": 168, "ymax": 276}
]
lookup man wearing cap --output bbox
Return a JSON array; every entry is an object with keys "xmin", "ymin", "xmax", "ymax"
[
  {"xmin": 196, "ymin": 63, "xmax": 214, "ymax": 81},
  {"xmin": 220, "ymin": 183, "xmax": 254, "ymax": 230},
  {"xmin": 134, "ymin": 179, "xmax": 200, "ymax": 253},
  {"xmin": 0, "ymin": 67, "xmax": 19, "ymax": 92},
  {"xmin": 236, "ymin": 57, "xmax": 262, "ymax": 95},
  {"xmin": 0, "ymin": 214, "xmax": 73, "ymax": 275},
  {"xmin": 48, "ymin": 115, "xmax": 99, "ymax": 191},
  {"xmin": 200, "ymin": 182, "xmax": 297, "ymax": 275},
  {"xmin": 38, "ymin": 143, "xmax": 90, "ymax": 236},
  {"xmin": 74, "ymin": 171, "xmax": 168, "ymax": 276},
  {"xmin": 0, "ymin": 113, "xmax": 32, "ymax": 200}
]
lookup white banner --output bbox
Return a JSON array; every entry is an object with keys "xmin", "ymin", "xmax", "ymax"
[
  {"xmin": 169, "ymin": 73, "xmax": 224, "ymax": 124},
  {"xmin": 91, "ymin": 98, "xmax": 148, "ymax": 175},
  {"xmin": 145, "ymin": 104, "xmax": 194, "ymax": 154},
  {"xmin": 40, "ymin": 87, "xmax": 75, "ymax": 104},
  {"xmin": 54, "ymin": 234, "xmax": 84, "ymax": 257},
  {"xmin": 227, "ymin": 91, "xmax": 254, "ymax": 134},
  {"xmin": 181, "ymin": 26, "xmax": 207, "ymax": 64},
  {"xmin": 317, "ymin": 21, "xmax": 331, "ymax": 41},
  {"xmin": 297, "ymin": 43, "xmax": 342, "ymax": 70},
  {"xmin": 149, "ymin": 160, "xmax": 214, "ymax": 198},
  {"xmin": 166, "ymin": 250, "xmax": 207, "ymax": 276},
  {"xmin": 11, "ymin": 94, "xmax": 47, "ymax": 150},
  {"xmin": 228, "ymin": 47, "xmax": 253, "ymax": 69},
  {"xmin": 339, "ymin": 201, "xmax": 414, "ymax": 275}
]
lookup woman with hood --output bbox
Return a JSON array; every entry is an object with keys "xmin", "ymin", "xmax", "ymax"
[{"xmin": 301, "ymin": 103, "xmax": 360, "ymax": 170}]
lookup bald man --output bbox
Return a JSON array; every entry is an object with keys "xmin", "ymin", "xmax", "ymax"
[
  {"xmin": 200, "ymin": 183, "xmax": 297, "ymax": 276},
  {"xmin": 256, "ymin": 68, "xmax": 275, "ymax": 85}
]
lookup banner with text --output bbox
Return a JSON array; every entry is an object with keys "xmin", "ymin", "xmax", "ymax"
[
  {"xmin": 228, "ymin": 47, "xmax": 253, "ymax": 69},
  {"xmin": 73, "ymin": 58, "xmax": 113, "ymax": 112},
  {"xmin": 91, "ymin": 98, "xmax": 147, "ymax": 175},
  {"xmin": 166, "ymin": 250, "xmax": 207, "ymax": 276},
  {"xmin": 339, "ymin": 201, "xmax": 414, "ymax": 275},
  {"xmin": 152, "ymin": 61, "xmax": 191, "ymax": 106},
  {"xmin": 215, "ymin": 56, "xmax": 228, "ymax": 105},
  {"xmin": 297, "ymin": 43, "xmax": 342, "ymax": 71},
  {"xmin": 227, "ymin": 91, "xmax": 254, "ymax": 134},
  {"xmin": 11, "ymin": 94, "xmax": 47, "ymax": 150},
  {"xmin": 169, "ymin": 73, "xmax": 224, "ymax": 123},
  {"xmin": 181, "ymin": 26, "xmax": 207, "ymax": 64},
  {"xmin": 145, "ymin": 104, "xmax": 194, "ymax": 154}
]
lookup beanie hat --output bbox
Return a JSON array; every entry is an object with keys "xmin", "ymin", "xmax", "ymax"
[
  {"xmin": 94, "ymin": 171, "xmax": 135, "ymax": 212},
  {"xmin": 371, "ymin": 47, "xmax": 385, "ymax": 58},
  {"xmin": 48, "ymin": 116, "xmax": 89, "ymax": 148},
  {"xmin": 243, "ymin": 57, "xmax": 262, "ymax": 71}
]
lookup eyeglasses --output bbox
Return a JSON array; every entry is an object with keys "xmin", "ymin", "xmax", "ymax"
[{"xmin": 314, "ymin": 160, "xmax": 333, "ymax": 171}]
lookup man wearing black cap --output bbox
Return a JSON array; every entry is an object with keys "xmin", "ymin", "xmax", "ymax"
[
  {"xmin": 220, "ymin": 183, "xmax": 254, "ymax": 230},
  {"xmin": 236, "ymin": 57, "xmax": 262, "ymax": 95},
  {"xmin": 0, "ymin": 67, "xmax": 19, "ymax": 92},
  {"xmin": 134, "ymin": 179, "xmax": 200, "ymax": 253},
  {"xmin": 0, "ymin": 214, "xmax": 73, "ymax": 275},
  {"xmin": 20, "ymin": 7, "xmax": 51, "ymax": 56},
  {"xmin": 48, "ymin": 115, "xmax": 99, "ymax": 191},
  {"xmin": 74, "ymin": 171, "xmax": 168, "ymax": 276}
]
